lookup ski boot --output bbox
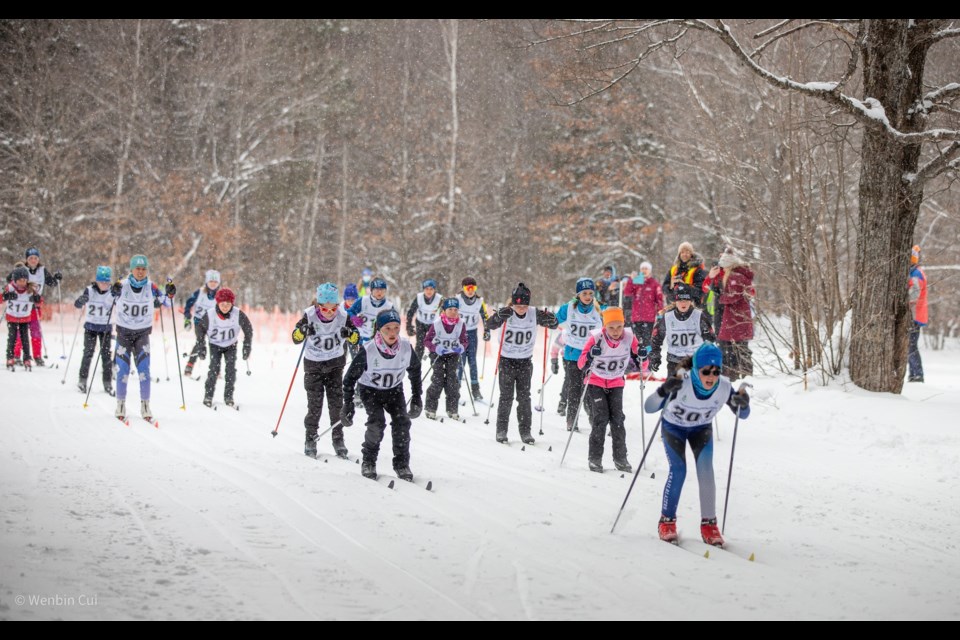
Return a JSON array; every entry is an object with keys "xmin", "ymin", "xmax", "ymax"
[
  {"xmin": 22, "ymin": 359, "xmax": 33, "ymax": 371},
  {"xmin": 78, "ymin": 378, "xmax": 87, "ymax": 394},
  {"xmin": 115, "ymin": 400, "xmax": 127, "ymax": 421},
  {"xmin": 520, "ymin": 431, "xmax": 535, "ymax": 445},
  {"xmin": 447, "ymin": 411, "xmax": 461, "ymax": 422},
  {"xmin": 104, "ymin": 381, "xmax": 115, "ymax": 396},
  {"xmin": 496, "ymin": 429, "xmax": 508, "ymax": 444},
  {"xmin": 203, "ymin": 395, "xmax": 213, "ymax": 408},
  {"xmin": 354, "ymin": 396, "xmax": 364, "ymax": 409},
  {"xmin": 224, "ymin": 397, "xmax": 236, "ymax": 408},
  {"xmin": 425, "ymin": 409, "xmax": 438, "ymax": 420},
  {"xmin": 395, "ymin": 465, "xmax": 414, "ymax": 482},
  {"xmin": 658, "ymin": 516, "xmax": 678, "ymax": 544},
  {"xmin": 700, "ymin": 518, "xmax": 724, "ymax": 547},
  {"xmin": 471, "ymin": 383, "xmax": 483, "ymax": 401},
  {"xmin": 7, "ymin": 358, "xmax": 16, "ymax": 372},
  {"xmin": 184, "ymin": 362, "xmax": 194, "ymax": 377},
  {"xmin": 141, "ymin": 401, "xmax": 153, "ymax": 421},
  {"xmin": 332, "ymin": 437, "xmax": 348, "ymax": 459},
  {"xmin": 588, "ymin": 458, "xmax": 603, "ymax": 473},
  {"xmin": 557, "ymin": 399, "xmax": 567, "ymax": 416},
  {"xmin": 566, "ymin": 421, "xmax": 579, "ymax": 433},
  {"xmin": 34, "ymin": 356, "xmax": 45, "ymax": 367},
  {"xmin": 304, "ymin": 435, "xmax": 318, "ymax": 459},
  {"xmin": 361, "ymin": 461, "xmax": 377, "ymax": 480},
  {"xmin": 613, "ymin": 458, "xmax": 633, "ymax": 473}
]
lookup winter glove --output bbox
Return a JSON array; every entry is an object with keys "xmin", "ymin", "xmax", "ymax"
[
  {"xmin": 197, "ymin": 345, "xmax": 207, "ymax": 360},
  {"xmin": 111, "ymin": 281, "xmax": 123, "ymax": 296},
  {"xmin": 729, "ymin": 390, "xmax": 750, "ymax": 410},
  {"xmin": 184, "ymin": 316, "xmax": 192, "ymax": 330},
  {"xmin": 340, "ymin": 326, "xmax": 359, "ymax": 344},
  {"xmin": 451, "ymin": 345, "xmax": 464, "ymax": 355},
  {"xmin": 75, "ymin": 293, "xmax": 89, "ymax": 308},
  {"xmin": 648, "ymin": 354, "xmax": 661, "ymax": 372},
  {"xmin": 30, "ymin": 293, "xmax": 42, "ymax": 303},
  {"xmin": 541, "ymin": 310, "xmax": 559, "ymax": 329},
  {"xmin": 53, "ymin": 270, "xmax": 63, "ymax": 282},
  {"xmin": 408, "ymin": 397, "xmax": 423, "ymax": 419},
  {"xmin": 165, "ymin": 282, "xmax": 177, "ymax": 298},
  {"xmin": 428, "ymin": 352, "xmax": 437, "ymax": 364},
  {"xmin": 341, "ymin": 404, "xmax": 354, "ymax": 427},
  {"xmin": 590, "ymin": 344, "xmax": 603, "ymax": 357},
  {"xmin": 497, "ymin": 306, "xmax": 513, "ymax": 320},
  {"xmin": 630, "ymin": 353, "xmax": 645, "ymax": 369},
  {"xmin": 3, "ymin": 290, "xmax": 16, "ymax": 301},
  {"xmin": 153, "ymin": 297, "xmax": 162, "ymax": 309},
  {"xmin": 551, "ymin": 358, "xmax": 559, "ymax": 375},
  {"xmin": 483, "ymin": 329, "xmax": 491, "ymax": 341},
  {"xmin": 657, "ymin": 376, "xmax": 684, "ymax": 398},
  {"xmin": 242, "ymin": 345, "xmax": 251, "ymax": 360}
]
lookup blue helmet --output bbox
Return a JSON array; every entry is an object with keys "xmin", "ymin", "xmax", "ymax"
[
  {"xmin": 375, "ymin": 308, "xmax": 401, "ymax": 330},
  {"xmin": 316, "ymin": 282, "xmax": 339, "ymax": 305},
  {"xmin": 343, "ymin": 283, "xmax": 359, "ymax": 300},
  {"xmin": 441, "ymin": 297, "xmax": 459, "ymax": 310},
  {"xmin": 95, "ymin": 266, "xmax": 113, "ymax": 283},
  {"xmin": 422, "ymin": 279, "xmax": 437, "ymax": 290},
  {"xmin": 370, "ymin": 278, "xmax": 387, "ymax": 290},
  {"xmin": 576, "ymin": 277, "xmax": 595, "ymax": 293}
]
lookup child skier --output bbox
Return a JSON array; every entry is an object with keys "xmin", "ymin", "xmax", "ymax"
[
  {"xmin": 423, "ymin": 297, "xmax": 468, "ymax": 421},
  {"xmin": 643, "ymin": 342, "xmax": 751, "ymax": 546},
  {"xmin": 456, "ymin": 276, "xmax": 491, "ymax": 401},
  {"xmin": 406, "ymin": 278, "xmax": 442, "ymax": 361},
  {"xmin": 74, "ymin": 266, "xmax": 116, "ymax": 394},
  {"xmin": 14, "ymin": 248, "xmax": 61, "ymax": 366},
  {"xmin": 292, "ymin": 283, "xmax": 359, "ymax": 458},
  {"xmin": 341, "ymin": 309, "xmax": 423, "ymax": 481},
  {"xmin": 485, "ymin": 283, "xmax": 558, "ymax": 444},
  {"xmin": 577, "ymin": 307, "xmax": 643, "ymax": 473},
  {"xmin": 554, "ymin": 277, "xmax": 603, "ymax": 431},
  {"xmin": 4, "ymin": 265, "xmax": 40, "ymax": 370},
  {"xmin": 183, "ymin": 270, "xmax": 222, "ymax": 377},
  {"xmin": 342, "ymin": 283, "xmax": 360, "ymax": 360},
  {"xmin": 194, "ymin": 288, "xmax": 253, "ymax": 409},
  {"xmin": 111, "ymin": 255, "xmax": 174, "ymax": 421},
  {"xmin": 649, "ymin": 284, "xmax": 715, "ymax": 379},
  {"xmin": 347, "ymin": 277, "xmax": 395, "ymax": 345}
]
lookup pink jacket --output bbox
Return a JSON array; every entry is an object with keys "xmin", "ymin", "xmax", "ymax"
[
  {"xmin": 717, "ymin": 266, "xmax": 755, "ymax": 342},
  {"xmin": 576, "ymin": 329, "xmax": 640, "ymax": 389},
  {"xmin": 622, "ymin": 277, "xmax": 664, "ymax": 323}
]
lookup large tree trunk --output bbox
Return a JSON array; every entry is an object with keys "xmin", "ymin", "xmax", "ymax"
[{"xmin": 849, "ymin": 21, "xmax": 928, "ymax": 393}]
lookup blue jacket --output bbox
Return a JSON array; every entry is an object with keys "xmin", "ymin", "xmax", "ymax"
[
  {"xmin": 555, "ymin": 300, "xmax": 606, "ymax": 361},
  {"xmin": 184, "ymin": 287, "xmax": 216, "ymax": 322}
]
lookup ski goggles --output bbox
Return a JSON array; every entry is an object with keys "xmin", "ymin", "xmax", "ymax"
[
  {"xmin": 699, "ymin": 366, "xmax": 722, "ymax": 377},
  {"xmin": 318, "ymin": 304, "xmax": 338, "ymax": 314},
  {"xmin": 463, "ymin": 285, "xmax": 477, "ymax": 293}
]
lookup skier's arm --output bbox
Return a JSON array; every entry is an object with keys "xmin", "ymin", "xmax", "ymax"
[
  {"xmin": 726, "ymin": 387, "xmax": 751, "ymax": 419},
  {"xmin": 536, "ymin": 308, "xmax": 558, "ymax": 330},
  {"xmin": 406, "ymin": 350, "xmax": 423, "ymax": 400},
  {"xmin": 239, "ymin": 310, "xmax": 253, "ymax": 355},
  {"xmin": 292, "ymin": 314, "xmax": 310, "ymax": 344},
  {"xmin": 485, "ymin": 311, "xmax": 506, "ymax": 331},
  {"xmin": 74, "ymin": 286, "xmax": 90, "ymax": 309},
  {"xmin": 577, "ymin": 334, "xmax": 598, "ymax": 370},
  {"xmin": 346, "ymin": 298, "xmax": 365, "ymax": 328},
  {"xmin": 342, "ymin": 348, "xmax": 367, "ymax": 406},
  {"xmin": 424, "ymin": 325, "xmax": 438, "ymax": 353},
  {"xmin": 458, "ymin": 325, "xmax": 469, "ymax": 350},
  {"xmin": 195, "ymin": 314, "xmax": 210, "ymax": 342},
  {"xmin": 554, "ymin": 303, "xmax": 570, "ymax": 325},
  {"xmin": 480, "ymin": 301, "xmax": 490, "ymax": 330},
  {"xmin": 699, "ymin": 313, "xmax": 715, "ymax": 342},
  {"xmin": 405, "ymin": 297, "xmax": 419, "ymax": 327},
  {"xmin": 184, "ymin": 289, "xmax": 200, "ymax": 319},
  {"xmin": 651, "ymin": 316, "xmax": 666, "ymax": 353}
]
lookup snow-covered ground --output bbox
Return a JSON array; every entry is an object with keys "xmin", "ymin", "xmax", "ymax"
[{"xmin": 2, "ymin": 313, "xmax": 958, "ymax": 620}]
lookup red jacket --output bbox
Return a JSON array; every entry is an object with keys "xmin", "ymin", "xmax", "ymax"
[
  {"xmin": 717, "ymin": 266, "xmax": 755, "ymax": 342},
  {"xmin": 622, "ymin": 277, "xmax": 664, "ymax": 323}
]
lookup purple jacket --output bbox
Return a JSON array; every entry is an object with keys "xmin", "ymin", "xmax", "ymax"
[{"xmin": 424, "ymin": 318, "xmax": 469, "ymax": 354}]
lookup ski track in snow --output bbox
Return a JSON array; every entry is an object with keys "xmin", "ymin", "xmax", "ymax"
[{"xmin": 2, "ymin": 327, "xmax": 959, "ymax": 620}]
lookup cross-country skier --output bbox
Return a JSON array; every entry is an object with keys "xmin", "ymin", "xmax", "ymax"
[
  {"xmin": 554, "ymin": 277, "xmax": 603, "ymax": 431},
  {"xmin": 346, "ymin": 277, "xmax": 394, "ymax": 345},
  {"xmin": 341, "ymin": 309, "xmax": 422, "ymax": 482},
  {"xmin": 578, "ymin": 307, "xmax": 643, "ymax": 473},
  {"xmin": 456, "ymin": 276, "xmax": 491, "ymax": 401},
  {"xmin": 643, "ymin": 342, "xmax": 750, "ymax": 546},
  {"xmin": 10, "ymin": 248, "xmax": 61, "ymax": 366},
  {"xmin": 195, "ymin": 287, "xmax": 253, "ymax": 409},
  {"xmin": 406, "ymin": 278, "xmax": 442, "ymax": 361},
  {"xmin": 423, "ymin": 297, "xmax": 468, "ymax": 421},
  {"xmin": 485, "ymin": 283, "xmax": 558, "ymax": 444},
  {"xmin": 182, "ymin": 270, "xmax": 222, "ymax": 377},
  {"xmin": 292, "ymin": 282, "xmax": 359, "ymax": 458},
  {"xmin": 649, "ymin": 284, "xmax": 715, "ymax": 379},
  {"xmin": 74, "ymin": 266, "xmax": 115, "ymax": 394},
  {"xmin": 4, "ymin": 265, "xmax": 40, "ymax": 370}
]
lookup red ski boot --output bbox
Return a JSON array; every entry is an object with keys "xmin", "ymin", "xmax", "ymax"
[
  {"xmin": 700, "ymin": 517, "xmax": 724, "ymax": 547},
  {"xmin": 658, "ymin": 516, "xmax": 678, "ymax": 544}
]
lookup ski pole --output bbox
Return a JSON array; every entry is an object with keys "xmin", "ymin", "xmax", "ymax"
[
  {"xmin": 246, "ymin": 359, "xmax": 252, "ymax": 376},
  {"xmin": 272, "ymin": 339, "xmax": 309, "ymax": 437},
  {"xmin": 157, "ymin": 301, "xmax": 171, "ymax": 382},
  {"xmin": 480, "ymin": 325, "xmax": 488, "ymax": 380},
  {"xmin": 610, "ymin": 411, "xmax": 666, "ymax": 534},
  {"xmin": 58, "ymin": 281, "xmax": 67, "ymax": 358},
  {"xmin": 462, "ymin": 361, "xmax": 478, "ymax": 417},
  {"xmin": 83, "ymin": 297, "xmax": 118, "ymax": 408},
  {"xmin": 315, "ymin": 420, "xmax": 343, "ymax": 443},
  {"xmin": 60, "ymin": 309, "xmax": 85, "ymax": 385},
  {"xmin": 166, "ymin": 279, "xmax": 186, "ymax": 410},
  {"xmin": 483, "ymin": 324, "xmax": 507, "ymax": 425},
  {"xmin": 536, "ymin": 323, "xmax": 548, "ymax": 435},
  {"xmin": 560, "ymin": 360, "xmax": 595, "ymax": 467},
  {"xmin": 639, "ymin": 362, "xmax": 647, "ymax": 470},
  {"xmin": 420, "ymin": 357, "xmax": 436, "ymax": 386},
  {"xmin": 722, "ymin": 382, "xmax": 753, "ymax": 535},
  {"xmin": 534, "ymin": 373, "xmax": 553, "ymax": 410}
]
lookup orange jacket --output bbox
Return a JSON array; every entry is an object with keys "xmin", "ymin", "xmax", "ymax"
[{"xmin": 909, "ymin": 266, "xmax": 928, "ymax": 325}]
